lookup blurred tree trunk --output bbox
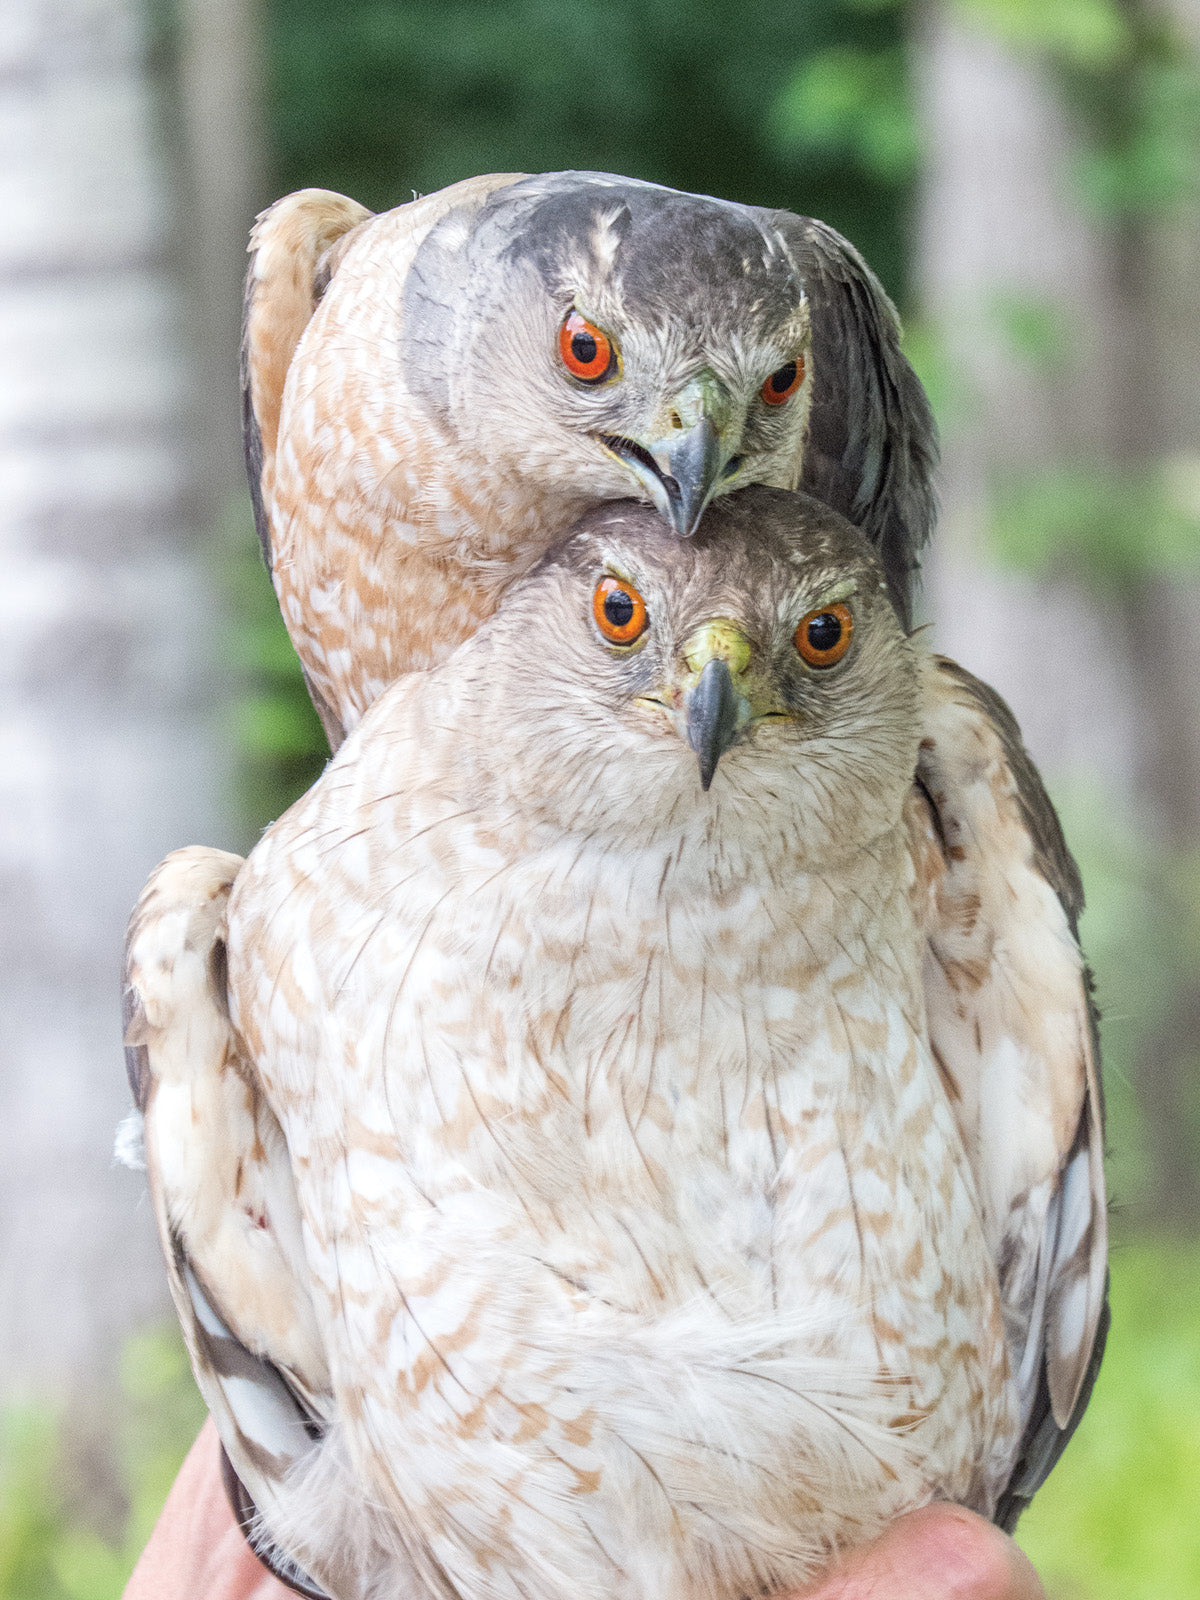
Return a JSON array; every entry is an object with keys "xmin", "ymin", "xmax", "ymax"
[
  {"xmin": 914, "ymin": 0, "xmax": 1200, "ymax": 1225},
  {"xmin": 174, "ymin": 0, "xmax": 266, "ymax": 515},
  {"xmin": 0, "ymin": 0, "xmax": 257, "ymax": 1405}
]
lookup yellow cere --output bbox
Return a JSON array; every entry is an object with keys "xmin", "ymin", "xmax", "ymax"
[{"xmin": 681, "ymin": 619, "xmax": 752, "ymax": 679}]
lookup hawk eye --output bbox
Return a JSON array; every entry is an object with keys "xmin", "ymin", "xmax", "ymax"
[
  {"xmin": 795, "ymin": 602, "xmax": 853, "ymax": 667},
  {"xmin": 761, "ymin": 356, "xmax": 805, "ymax": 406},
  {"xmin": 593, "ymin": 576, "xmax": 648, "ymax": 644},
  {"xmin": 560, "ymin": 311, "xmax": 618, "ymax": 384}
]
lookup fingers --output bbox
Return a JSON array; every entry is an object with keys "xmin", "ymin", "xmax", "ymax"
[
  {"xmin": 124, "ymin": 1420, "xmax": 294, "ymax": 1600},
  {"xmin": 792, "ymin": 1504, "xmax": 1047, "ymax": 1600},
  {"xmin": 131, "ymin": 1434, "xmax": 1045, "ymax": 1600}
]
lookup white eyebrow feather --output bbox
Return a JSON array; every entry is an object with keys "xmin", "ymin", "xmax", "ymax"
[{"xmin": 590, "ymin": 208, "xmax": 627, "ymax": 274}]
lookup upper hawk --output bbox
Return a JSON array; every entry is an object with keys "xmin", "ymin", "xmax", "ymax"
[{"xmin": 243, "ymin": 171, "xmax": 936, "ymax": 745}]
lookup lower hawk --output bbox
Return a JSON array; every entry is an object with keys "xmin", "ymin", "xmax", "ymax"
[{"xmin": 124, "ymin": 489, "xmax": 1106, "ymax": 1599}]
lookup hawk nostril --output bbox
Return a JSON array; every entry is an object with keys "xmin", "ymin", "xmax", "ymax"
[{"xmin": 669, "ymin": 410, "xmax": 682, "ymax": 430}]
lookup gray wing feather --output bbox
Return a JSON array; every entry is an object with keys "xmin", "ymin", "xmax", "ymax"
[
  {"xmin": 757, "ymin": 212, "xmax": 937, "ymax": 624},
  {"xmin": 239, "ymin": 287, "xmax": 272, "ymax": 571},
  {"xmin": 176, "ymin": 1235, "xmax": 330, "ymax": 1598},
  {"xmin": 994, "ymin": 1181, "xmax": 1110, "ymax": 1530}
]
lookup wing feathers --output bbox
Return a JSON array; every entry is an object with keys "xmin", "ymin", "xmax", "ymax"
[
  {"xmin": 1045, "ymin": 1102, "xmax": 1107, "ymax": 1426},
  {"xmin": 123, "ymin": 847, "xmax": 331, "ymax": 1580},
  {"xmin": 242, "ymin": 190, "xmax": 374, "ymax": 569},
  {"xmin": 759, "ymin": 212, "xmax": 938, "ymax": 625},
  {"xmin": 913, "ymin": 656, "xmax": 1107, "ymax": 1523}
]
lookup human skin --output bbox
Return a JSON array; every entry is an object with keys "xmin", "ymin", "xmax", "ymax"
[{"xmin": 122, "ymin": 1421, "xmax": 1045, "ymax": 1600}]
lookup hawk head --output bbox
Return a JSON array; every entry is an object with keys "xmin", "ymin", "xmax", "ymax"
[
  {"xmin": 401, "ymin": 173, "xmax": 814, "ymax": 537},
  {"xmin": 469, "ymin": 485, "xmax": 921, "ymax": 873}
]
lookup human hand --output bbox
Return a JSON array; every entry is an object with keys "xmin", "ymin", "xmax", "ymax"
[
  {"xmin": 125, "ymin": 1423, "xmax": 1044, "ymax": 1600},
  {"xmin": 794, "ymin": 1502, "xmax": 1046, "ymax": 1600},
  {"xmin": 123, "ymin": 1419, "xmax": 291, "ymax": 1600}
]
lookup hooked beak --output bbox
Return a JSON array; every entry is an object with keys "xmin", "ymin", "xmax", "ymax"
[
  {"xmin": 687, "ymin": 658, "xmax": 742, "ymax": 790},
  {"xmin": 662, "ymin": 417, "xmax": 725, "ymax": 537},
  {"xmin": 599, "ymin": 373, "xmax": 741, "ymax": 537},
  {"xmin": 679, "ymin": 619, "xmax": 753, "ymax": 789}
]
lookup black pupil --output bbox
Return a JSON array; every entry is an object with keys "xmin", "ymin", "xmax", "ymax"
[
  {"xmin": 807, "ymin": 612, "xmax": 842, "ymax": 653},
  {"xmin": 604, "ymin": 589, "xmax": 635, "ymax": 628},
  {"xmin": 770, "ymin": 361, "xmax": 797, "ymax": 393},
  {"xmin": 572, "ymin": 331, "xmax": 599, "ymax": 366}
]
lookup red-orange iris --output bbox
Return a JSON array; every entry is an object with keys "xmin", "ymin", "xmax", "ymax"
[
  {"xmin": 559, "ymin": 311, "xmax": 618, "ymax": 383},
  {"xmin": 761, "ymin": 355, "xmax": 806, "ymax": 406},
  {"xmin": 593, "ymin": 576, "xmax": 648, "ymax": 644},
  {"xmin": 794, "ymin": 602, "xmax": 853, "ymax": 667}
]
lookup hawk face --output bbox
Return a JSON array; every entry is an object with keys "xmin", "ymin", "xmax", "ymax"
[
  {"xmin": 471, "ymin": 486, "xmax": 921, "ymax": 875},
  {"xmin": 401, "ymin": 174, "xmax": 814, "ymax": 536}
]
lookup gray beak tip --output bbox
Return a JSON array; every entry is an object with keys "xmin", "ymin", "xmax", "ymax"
[
  {"xmin": 667, "ymin": 503, "xmax": 701, "ymax": 540},
  {"xmin": 666, "ymin": 416, "xmax": 722, "ymax": 539},
  {"xmin": 686, "ymin": 657, "xmax": 740, "ymax": 790}
]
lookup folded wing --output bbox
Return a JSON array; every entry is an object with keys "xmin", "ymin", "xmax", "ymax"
[
  {"xmin": 911, "ymin": 657, "xmax": 1108, "ymax": 1530},
  {"xmin": 240, "ymin": 190, "xmax": 374, "ymax": 751},
  {"xmin": 123, "ymin": 847, "xmax": 331, "ymax": 1593},
  {"xmin": 755, "ymin": 211, "xmax": 938, "ymax": 626},
  {"xmin": 242, "ymin": 190, "xmax": 374, "ymax": 576}
]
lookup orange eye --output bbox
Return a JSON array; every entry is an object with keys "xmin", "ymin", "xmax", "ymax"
[
  {"xmin": 593, "ymin": 576, "xmax": 648, "ymax": 644},
  {"xmin": 795, "ymin": 602, "xmax": 853, "ymax": 667},
  {"xmin": 761, "ymin": 356, "xmax": 805, "ymax": 406},
  {"xmin": 560, "ymin": 310, "xmax": 618, "ymax": 383}
]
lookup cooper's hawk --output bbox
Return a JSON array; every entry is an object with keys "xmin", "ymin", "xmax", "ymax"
[
  {"xmin": 243, "ymin": 172, "xmax": 936, "ymax": 746},
  {"xmin": 125, "ymin": 488, "xmax": 1105, "ymax": 1599}
]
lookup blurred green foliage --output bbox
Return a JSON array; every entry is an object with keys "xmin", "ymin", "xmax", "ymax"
[
  {"xmin": 769, "ymin": 45, "xmax": 919, "ymax": 184},
  {"xmin": 265, "ymin": 0, "xmax": 916, "ymax": 299},
  {"xmin": 216, "ymin": 497, "xmax": 327, "ymax": 831},
  {"xmin": 909, "ymin": 286, "xmax": 1200, "ymax": 608},
  {"xmin": 1045, "ymin": 788, "xmax": 1200, "ymax": 1215},
  {"xmin": 955, "ymin": 0, "xmax": 1200, "ymax": 217},
  {"xmin": 0, "ymin": 1330, "xmax": 205, "ymax": 1600},
  {"xmin": 952, "ymin": 0, "xmax": 1130, "ymax": 71},
  {"xmin": 1018, "ymin": 1241, "xmax": 1200, "ymax": 1600},
  {"xmin": 1069, "ymin": 15, "xmax": 1200, "ymax": 218},
  {"xmin": 987, "ymin": 291, "xmax": 1073, "ymax": 370},
  {"xmin": 991, "ymin": 461, "xmax": 1200, "ymax": 593}
]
